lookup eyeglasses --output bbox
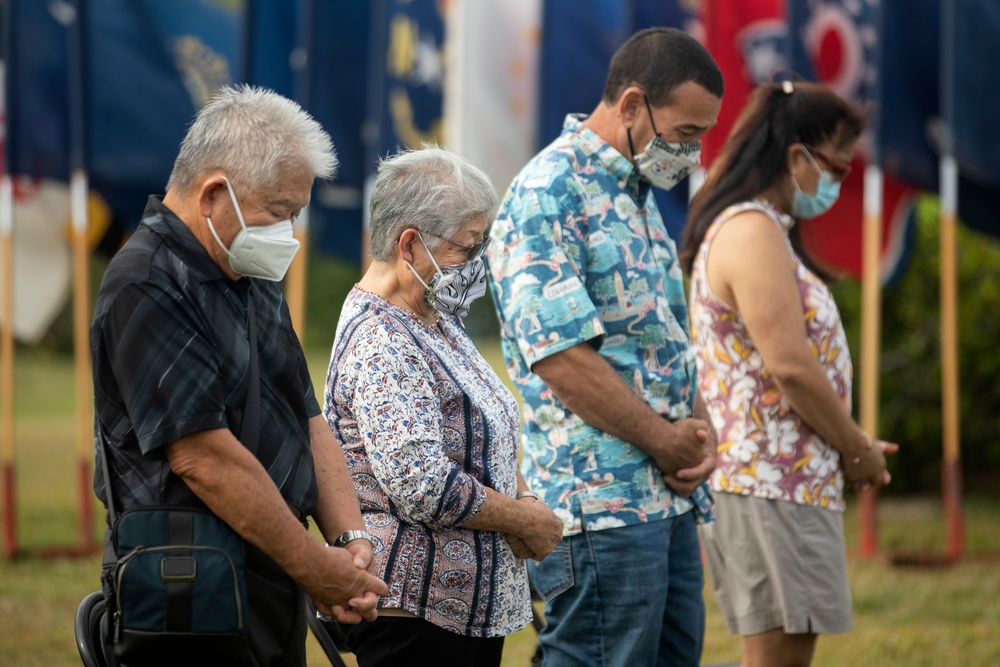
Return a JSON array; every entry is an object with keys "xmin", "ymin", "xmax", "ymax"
[
  {"xmin": 419, "ymin": 229, "xmax": 491, "ymax": 260},
  {"xmin": 804, "ymin": 145, "xmax": 852, "ymax": 182}
]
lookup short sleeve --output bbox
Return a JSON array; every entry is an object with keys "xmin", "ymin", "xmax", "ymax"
[
  {"xmin": 489, "ymin": 163, "xmax": 607, "ymax": 369},
  {"xmin": 97, "ymin": 281, "xmax": 227, "ymax": 454}
]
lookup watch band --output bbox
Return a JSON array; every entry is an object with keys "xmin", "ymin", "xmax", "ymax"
[
  {"xmin": 333, "ymin": 529, "xmax": 372, "ymax": 547},
  {"xmin": 516, "ymin": 491, "xmax": 539, "ymax": 501}
]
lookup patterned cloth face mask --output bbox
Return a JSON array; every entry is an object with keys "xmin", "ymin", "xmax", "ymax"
[
  {"xmin": 791, "ymin": 147, "xmax": 841, "ymax": 219},
  {"xmin": 629, "ymin": 96, "xmax": 702, "ymax": 191},
  {"xmin": 406, "ymin": 233, "xmax": 488, "ymax": 318}
]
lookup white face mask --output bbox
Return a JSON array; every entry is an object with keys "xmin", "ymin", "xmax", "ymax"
[
  {"xmin": 628, "ymin": 96, "xmax": 701, "ymax": 191},
  {"xmin": 206, "ymin": 177, "xmax": 300, "ymax": 281},
  {"xmin": 405, "ymin": 233, "xmax": 488, "ymax": 318}
]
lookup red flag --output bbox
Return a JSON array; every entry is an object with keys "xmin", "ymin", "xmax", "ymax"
[
  {"xmin": 700, "ymin": 0, "xmax": 785, "ymax": 166},
  {"xmin": 700, "ymin": 0, "xmax": 915, "ymax": 280}
]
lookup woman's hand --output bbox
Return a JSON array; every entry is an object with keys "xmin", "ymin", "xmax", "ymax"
[
  {"xmin": 845, "ymin": 437, "xmax": 899, "ymax": 491},
  {"xmin": 507, "ymin": 534, "xmax": 537, "ymax": 560},
  {"xmin": 516, "ymin": 498, "xmax": 564, "ymax": 561}
]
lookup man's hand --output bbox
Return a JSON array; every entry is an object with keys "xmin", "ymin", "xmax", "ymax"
[
  {"xmin": 643, "ymin": 418, "xmax": 710, "ymax": 478},
  {"xmin": 665, "ymin": 422, "xmax": 718, "ymax": 497},
  {"xmin": 304, "ymin": 545, "xmax": 388, "ymax": 624}
]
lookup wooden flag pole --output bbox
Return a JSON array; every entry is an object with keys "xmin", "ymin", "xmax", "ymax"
[
  {"xmin": 0, "ymin": 174, "xmax": 17, "ymax": 558},
  {"xmin": 857, "ymin": 164, "xmax": 883, "ymax": 559},
  {"xmin": 71, "ymin": 170, "xmax": 97, "ymax": 553},
  {"xmin": 939, "ymin": 155, "xmax": 964, "ymax": 561},
  {"xmin": 286, "ymin": 210, "xmax": 309, "ymax": 344}
]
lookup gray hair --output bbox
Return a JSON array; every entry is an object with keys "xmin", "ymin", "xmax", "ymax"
[
  {"xmin": 368, "ymin": 147, "xmax": 498, "ymax": 262},
  {"xmin": 166, "ymin": 84, "xmax": 337, "ymax": 194}
]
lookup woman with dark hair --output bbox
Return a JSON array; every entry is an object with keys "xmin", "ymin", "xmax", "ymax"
[{"xmin": 681, "ymin": 81, "xmax": 898, "ymax": 667}]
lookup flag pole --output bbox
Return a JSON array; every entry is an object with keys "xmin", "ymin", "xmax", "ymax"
[
  {"xmin": 1, "ymin": 0, "xmax": 20, "ymax": 559},
  {"xmin": 856, "ymin": 0, "xmax": 887, "ymax": 560},
  {"xmin": 69, "ymin": 0, "xmax": 97, "ymax": 553},
  {"xmin": 857, "ymin": 163, "xmax": 883, "ymax": 558},
  {"xmin": 939, "ymin": 0, "xmax": 964, "ymax": 561},
  {"xmin": 286, "ymin": 0, "xmax": 317, "ymax": 343}
]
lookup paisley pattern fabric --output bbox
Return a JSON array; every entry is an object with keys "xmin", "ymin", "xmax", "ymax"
[
  {"xmin": 324, "ymin": 288, "xmax": 531, "ymax": 637},
  {"xmin": 487, "ymin": 114, "xmax": 712, "ymax": 537},
  {"xmin": 689, "ymin": 200, "xmax": 853, "ymax": 512}
]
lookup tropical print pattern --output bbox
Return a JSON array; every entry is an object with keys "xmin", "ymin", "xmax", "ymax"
[
  {"xmin": 324, "ymin": 288, "xmax": 531, "ymax": 637},
  {"xmin": 689, "ymin": 200, "xmax": 853, "ymax": 512},
  {"xmin": 487, "ymin": 114, "xmax": 712, "ymax": 537}
]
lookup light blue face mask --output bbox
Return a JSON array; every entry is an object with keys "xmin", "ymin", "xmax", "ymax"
[{"xmin": 791, "ymin": 147, "xmax": 841, "ymax": 219}]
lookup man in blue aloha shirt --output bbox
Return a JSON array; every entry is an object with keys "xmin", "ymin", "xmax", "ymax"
[{"xmin": 487, "ymin": 28, "xmax": 724, "ymax": 667}]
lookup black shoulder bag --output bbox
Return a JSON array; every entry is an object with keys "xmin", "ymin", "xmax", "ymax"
[{"xmin": 98, "ymin": 291, "xmax": 260, "ymax": 667}]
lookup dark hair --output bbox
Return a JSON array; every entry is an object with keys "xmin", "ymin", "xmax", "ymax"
[
  {"xmin": 602, "ymin": 28, "xmax": 724, "ymax": 107},
  {"xmin": 680, "ymin": 82, "xmax": 866, "ymax": 278}
]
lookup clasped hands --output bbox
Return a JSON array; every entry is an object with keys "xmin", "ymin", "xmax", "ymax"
[
  {"xmin": 310, "ymin": 539, "xmax": 387, "ymax": 625},
  {"xmin": 648, "ymin": 417, "xmax": 718, "ymax": 498},
  {"xmin": 506, "ymin": 497, "xmax": 564, "ymax": 562}
]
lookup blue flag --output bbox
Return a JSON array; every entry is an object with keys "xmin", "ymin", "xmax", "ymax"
[
  {"xmin": 880, "ymin": 0, "xmax": 1000, "ymax": 237},
  {"xmin": 4, "ymin": 0, "xmax": 70, "ymax": 181},
  {"xmin": 86, "ymin": 0, "xmax": 241, "ymax": 225},
  {"xmin": 302, "ymin": 0, "xmax": 372, "ymax": 262},
  {"xmin": 537, "ymin": 0, "xmax": 698, "ymax": 241}
]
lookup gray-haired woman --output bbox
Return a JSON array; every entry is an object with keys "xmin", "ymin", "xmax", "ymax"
[{"xmin": 323, "ymin": 147, "xmax": 563, "ymax": 667}]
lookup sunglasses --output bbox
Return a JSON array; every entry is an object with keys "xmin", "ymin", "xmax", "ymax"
[
  {"xmin": 804, "ymin": 145, "xmax": 852, "ymax": 182},
  {"xmin": 420, "ymin": 229, "xmax": 491, "ymax": 261}
]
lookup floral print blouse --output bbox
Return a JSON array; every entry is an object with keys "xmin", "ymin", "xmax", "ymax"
[
  {"xmin": 689, "ymin": 200, "xmax": 853, "ymax": 512},
  {"xmin": 323, "ymin": 288, "xmax": 531, "ymax": 637}
]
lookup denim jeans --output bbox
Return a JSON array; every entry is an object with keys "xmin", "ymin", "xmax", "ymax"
[{"xmin": 528, "ymin": 512, "xmax": 705, "ymax": 667}]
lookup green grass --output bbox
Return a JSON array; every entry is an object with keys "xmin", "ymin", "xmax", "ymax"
[{"xmin": 2, "ymin": 348, "xmax": 999, "ymax": 666}]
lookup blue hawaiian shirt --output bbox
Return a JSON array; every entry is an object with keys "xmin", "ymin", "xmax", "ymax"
[{"xmin": 487, "ymin": 114, "xmax": 713, "ymax": 536}]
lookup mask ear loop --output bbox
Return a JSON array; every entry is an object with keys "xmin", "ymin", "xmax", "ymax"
[
  {"xmin": 404, "ymin": 232, "xmax": 442, "ymax": 305},
  {"xmin": 206, "ymin": 176, "xmax": 248, "ymax": 257}
]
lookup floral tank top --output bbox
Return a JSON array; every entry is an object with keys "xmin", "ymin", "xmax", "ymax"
[{"xmin": 689, "ymin": 200, "xmax": 853, "ymax": 512}]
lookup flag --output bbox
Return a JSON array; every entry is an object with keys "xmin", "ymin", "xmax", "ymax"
[
  {"xmin": 241, "ymin": 0, "xmax": 301, "ymax": 98},
  {"xmin": 303, "ymin": 0, "xmax": 372, "ymax": 263},
  {"xmin": 785, "ymin": 0, "xmax": 915, "ymax": 280},
  {"xmin": 537, "ymin": 0, "xmax": 699, "ymax": 240},
  {"xmin": 700, "ymin": 0, "xmax": 787, "ymax": 166},
  {"xmin": 879, "ymin": 0, "xmax": 1000, "ymax": 238},
  {"xmin": 444, "ymin": 0, "xmax": 542, "ymax": 194},
  {"xmin": 3, "ymin": 0, "xmax": 70, "ymax": 181},
  {"xmin": 85, "ymin": 0, "xmax": 241, "ymax": 227}
]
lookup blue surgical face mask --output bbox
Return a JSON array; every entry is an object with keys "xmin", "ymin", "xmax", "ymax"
[{"xmin": 791, "ymin": 148, "xmax": 841, "ymax": 219}]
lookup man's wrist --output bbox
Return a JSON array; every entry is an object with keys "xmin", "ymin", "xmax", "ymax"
[
  {"xmin": 516, "ymin": 491, "xmax": 539, "ymax": 501},
  {"xmin": 333, "ymin": 529, "xmax": 372, "ymax": 548}
]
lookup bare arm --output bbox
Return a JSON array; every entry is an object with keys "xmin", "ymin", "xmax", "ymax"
[
  {"xmin": 165, "ymin": 429, "xmax": 388, "ymax": 622},
  {"xmin": 531, "ymin": 342, "xmax": 711, "ymax": 496},
  {"xmin": 308, "ymin": 415, "xmax": 382, "ymax": 622},
  {"xmin": 708, "ymin": 212, "xmax": 896, "ymax": 487},
  {"xmin": 461, "ymin": 487, "xmax": 563, "ymax": 561}
]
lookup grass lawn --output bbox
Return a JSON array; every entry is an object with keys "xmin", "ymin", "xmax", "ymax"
[{"xmin": 1, "ymin": 348, "xmax": 999, "ymax": 666}]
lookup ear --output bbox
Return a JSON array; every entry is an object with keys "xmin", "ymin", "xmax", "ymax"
[
  {"xmin": 786, "ymin": 143, "xmax": 806, "ymax": 172},
  {"xmin": 397, "ymin": 228, "xmax": 420, "ymax": 265},
  {"xmin": 616, "ymin": 87, "xmax": 646, "ymax": 130},
  {"xmin": 197, "ymin": 173, "xmax": 230, "ymax": 220}
]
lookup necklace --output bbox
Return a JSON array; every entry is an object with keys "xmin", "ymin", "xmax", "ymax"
[{"xmin": 354, "ymin": 283, "xmax": 440, "ymax": 330}]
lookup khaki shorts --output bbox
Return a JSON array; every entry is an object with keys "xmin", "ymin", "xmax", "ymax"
[{"xmin": 699, "ymin": 493, "xmax": 853, "ymax": 636}]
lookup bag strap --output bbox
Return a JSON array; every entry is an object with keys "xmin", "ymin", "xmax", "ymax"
[{"xmin": 97, "ymin": 283, "xmax": 262, "ymax": 522}]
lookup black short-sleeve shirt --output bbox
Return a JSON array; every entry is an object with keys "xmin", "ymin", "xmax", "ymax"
[{"xmin": 91, "ymin": 196, "xmax": 320, "ymax": 514}]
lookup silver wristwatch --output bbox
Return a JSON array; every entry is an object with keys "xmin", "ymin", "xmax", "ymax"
[{"xmin": 333, "ymin": 529, "xmax": 373, "ymax": 547}]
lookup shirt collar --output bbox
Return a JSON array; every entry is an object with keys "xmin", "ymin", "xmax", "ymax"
[
  {"xmin": 561, "ymin": 113, "xmax": 649, "ymax": 199},
  {"xmin": 141, "ymin": 195, "xmax": 233, "ymax": 284}
]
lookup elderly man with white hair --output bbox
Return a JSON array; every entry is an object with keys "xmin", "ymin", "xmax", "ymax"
[{"xmin": 91, "ymin": 85, "xmax": 387, "ymax": 667}]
